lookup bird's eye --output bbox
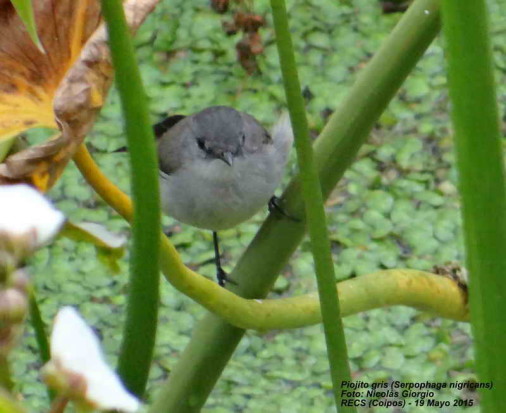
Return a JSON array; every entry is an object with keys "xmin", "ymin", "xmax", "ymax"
[
  {"xmin": 240, "ymin": 133, "xmax": 246, "ymax": 145},
  {"xmin": 197, "ymin": 138, "xmax": 206, "ymax": 151}
]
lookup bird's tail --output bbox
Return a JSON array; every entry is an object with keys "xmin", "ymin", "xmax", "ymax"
[{"xmin": 271, "ymin": 112, "xmax": 293, "ymax": 155}]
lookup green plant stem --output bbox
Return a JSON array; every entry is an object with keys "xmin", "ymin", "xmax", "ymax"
[
  {"xmin": 149, "ymin": 0, "xmax": 440, "ymax": 411},
  {"xmin": 269, "ymin": 0, "xmax": 352, "ymax": 410},
  {"xmin": 28, "ymin": 291, "xmax": 54, "ymax": 400},
  {"xmin": 28, "ymin": 292, "xmax": 50, "ymax": 364},
  {"xmin": 440, "ymin": 1, "xmax": 506, "ymax": 411},
  {"xmin": 0, "ymin": 355, "xmax": 13, "ymax": 391},
  {"xmin": 202, "ymin": 269, "xmax": 466, "ymax": 330},
  {"xmin": 101, "ymin": 0, "xmax": 161, "ymax": 397}
]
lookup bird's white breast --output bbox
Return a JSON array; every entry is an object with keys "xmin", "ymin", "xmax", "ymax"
[{"xmin": 159, "ymin": 148, "xmax": 284, "ymax": 231}]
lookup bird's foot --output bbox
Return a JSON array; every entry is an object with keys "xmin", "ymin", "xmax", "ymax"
[
  {"xmin": 217, "ymin": 267, "xmax": 237, "ymax": 287},
  {"xmin": 268, "ymin": 196, "xmax": 300, "ymax": 222}
]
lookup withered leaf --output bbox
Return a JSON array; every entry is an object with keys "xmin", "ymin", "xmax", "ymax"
[
  {"xmin": 0, "ymin": 0, "xmax": 101, "ymax": 139},
  {"xmin": 0, "ymin": 0, "xmax": 161, "ymax": 191}
]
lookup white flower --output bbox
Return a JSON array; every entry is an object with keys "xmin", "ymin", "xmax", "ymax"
[
  {"xmin": 0, "ymin": 184, "xmax": 64, "ymax": 247},
  {"xmin": 44, "ymin": 307, "xmax": 140, "ymax": 412}
]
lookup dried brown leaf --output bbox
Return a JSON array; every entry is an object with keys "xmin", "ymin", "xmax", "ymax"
[
  {"xmin": 0, "ymin": 0, "xmax": 160, "ymax": 190},
  {"xmin": 0, "ymin": 0, "xmax": 101, "ymax": 139}
]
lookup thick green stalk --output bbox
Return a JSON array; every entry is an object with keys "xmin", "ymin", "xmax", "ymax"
[
  {"xmin": 149, "ymin": 0, "xmax": 440, "ymax": 411},
  {"xmin": 101, "ymin": 0, "xmax": 160, "ymax": 397},
  {"xmin": 270, "ymin": 0, "xmax": 352, "ymax": 410},
  {"xmin": 226, "ymin": 270, "xmax": 468, "ymax": 329},
  {"xmin": 440, "ymin": 1, "xmax": 506, "ymax": 411}
]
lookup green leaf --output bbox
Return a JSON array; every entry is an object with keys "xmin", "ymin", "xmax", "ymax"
[
  {"xmin": 60, "ymin": 221, "xmax": 126, "ymax": 273},
  {"xmin": 10, "ymin": 0, "xmax": 44, "ymax": 52},
  {"xmin": 0, "ymin": 137, "xmax": 17, "ymax": 162},
  {"xmin": 61, "ymin": 221, "xmax": 126, "ymax": 249},
  {"xmin": 381, "ymin": 346, "xmax": 405, "ymax": 370}
]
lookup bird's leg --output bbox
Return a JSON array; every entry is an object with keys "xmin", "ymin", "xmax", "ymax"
[
  {"xmin": 213, "ymin": 231, "xmax": 225, "ymax": 286},
  {"xmin": 268, "ymin": 196, "xmax": 300, "ymax": 222},
  {"xmin": 212, "ymin": 231, "xmax": 236, "ymax": 287}
]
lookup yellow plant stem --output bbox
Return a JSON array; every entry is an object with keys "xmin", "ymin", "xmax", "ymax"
[{"xmin": 73, "ymin": 144, "xmax": 469, "ymax": 330}]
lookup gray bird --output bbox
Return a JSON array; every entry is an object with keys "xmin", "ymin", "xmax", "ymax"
[{"xmin": 156, "ymin": 106, "xmax": 293, "ymax": 286}]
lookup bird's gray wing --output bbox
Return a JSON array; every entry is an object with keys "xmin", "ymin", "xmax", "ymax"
[
  {"xmin": 157, "ymin": 115, "xmax": 196, "ymax": 176},
  {"xmin": 153, "ymin": 114, "xmax": 186, "ymax": 139},
  {"xmin": 112, "ymin": 114, "xmax": 186, "ymax": 153}
]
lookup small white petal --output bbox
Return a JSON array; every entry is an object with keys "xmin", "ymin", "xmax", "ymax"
[
  {"xmin": 0, "ymin": 184, "xmax": 64, "ymax": 246},
  {"xmin": 84, "ymin": 366, "xmax": 141, "ymax": 412},
  {"xmin": 51, "ymin": 307, "xmax": 104, "ymax": 372},
  {"xmin": 51, "ymin": 307, "xmax": 140, "ymax": 412}
]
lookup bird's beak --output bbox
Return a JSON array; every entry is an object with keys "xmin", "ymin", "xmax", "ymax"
[{"xmin": 218, "ymin": 152, "xmax": 234, "ymax": 166}]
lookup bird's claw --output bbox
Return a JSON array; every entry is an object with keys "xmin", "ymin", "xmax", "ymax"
[
  {"xmin": 217, "ymin": 267, "xmax": 237, "ymax": 287},
  {"xmin": 268, "ymin": 196, "xmax": 300, "ymax": 222}
]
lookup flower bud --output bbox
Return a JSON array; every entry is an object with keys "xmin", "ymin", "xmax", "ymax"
[
  {"xmin": 0, "ymin": 288, "xmax": 28, "ymax": 324},
  {"xmin": 43, "ymin": 307, "xmax": 140, "ymax": 412},
  {"xmin": 0, "ymin": 324, "xmax": 23, "ymax": 356},
  {"xmin": 11, "ymin": 269, "xmax": 31, "ymax": 294},
  {"xmin": 0, "ymin": 184, "xmax": 65, "ymax": 260}
]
